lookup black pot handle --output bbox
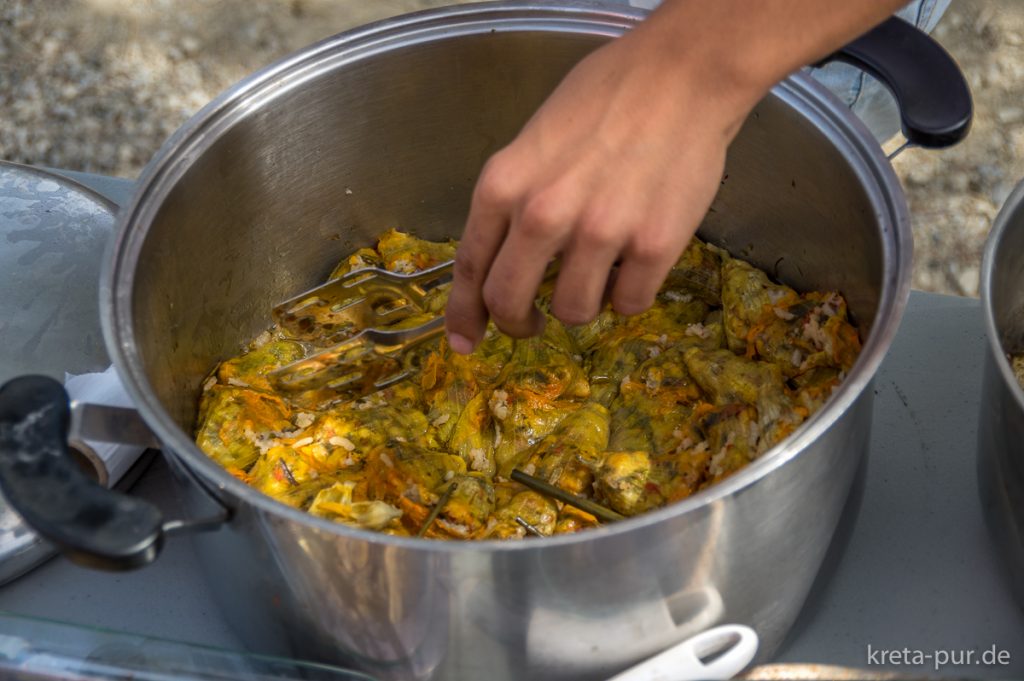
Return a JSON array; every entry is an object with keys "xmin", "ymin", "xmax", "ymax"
[
  {"xmin": 819, "ymin": 15, "xmax": 972, "ymax": 148},
  {"xmin": 0, "ymin": 375, "xmax": 226, "ymax": 571}
]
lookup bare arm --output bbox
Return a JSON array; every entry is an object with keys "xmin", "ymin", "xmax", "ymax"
[{"xmin": 444, "ymin": 0, "xmax": 908, "ymax": 353}]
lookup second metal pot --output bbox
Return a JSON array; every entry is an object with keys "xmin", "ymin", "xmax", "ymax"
[{"xmin": 978, "ymin": 182, "xmax": 1024, "ymax": 611}]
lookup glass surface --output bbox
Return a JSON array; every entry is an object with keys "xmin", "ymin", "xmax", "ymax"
[{"xmin": 0, "ymin": 612, "xmax": 376, "ymax": 681}]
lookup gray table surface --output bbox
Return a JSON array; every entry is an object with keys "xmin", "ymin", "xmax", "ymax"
[{"xmin": 1, "ymin": 170, "xmax": 1022, "ymax": 679}]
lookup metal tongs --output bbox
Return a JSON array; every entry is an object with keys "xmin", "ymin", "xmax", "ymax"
[
  {"xmin": 269, "ymin": 261, "xmax": 456, "ymax": 393},
  {"xmin": 269, "ymin": 260, "xmax": 559, "ymax": 394}
]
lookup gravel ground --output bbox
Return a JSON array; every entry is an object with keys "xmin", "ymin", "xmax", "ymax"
[
  {"xmin": 891, "ymin": 0, "xmax": 1024, "ymax": 297},
  {"xmin": 1, "ymin": 0, "xmax": 1020, "ymax": 297}
]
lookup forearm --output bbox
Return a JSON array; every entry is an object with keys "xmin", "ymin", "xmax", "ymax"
[{"xmin": 631, "ymin": 0, "xmax": 909, "ymax": 130}]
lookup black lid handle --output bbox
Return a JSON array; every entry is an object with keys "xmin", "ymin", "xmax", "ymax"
[
  {"xmin": 820, "ymin": 15, "xmax": 973, "ymax": 148},
  {"xmin": 0, "ymin": 375, "xmax": 164, "ymax": 570}
]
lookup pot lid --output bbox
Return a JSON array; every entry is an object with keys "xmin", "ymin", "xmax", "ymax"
[
  {"xmin": 0, "ymin": 161, "xmax": 116, "ymax": 585},
  {"xmin": 0, "ymin": 162, "xmax": 114, "ymax": 384}
]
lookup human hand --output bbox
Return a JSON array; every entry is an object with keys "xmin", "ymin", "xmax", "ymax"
[
  {"xmin": 443, "ymin": 12, "xmax": 756, "ymax": 354},
  {"xmin": 443, "ymin": 0, "xmax": 908, "ymax": 354}
]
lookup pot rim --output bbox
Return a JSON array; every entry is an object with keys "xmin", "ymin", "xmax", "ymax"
[
  {"xmin": 102, "ymin": 1, "xmax": 912, "ymax": 552},
  {"xmin": 981, "ymin": 180, "xmax": 1024, "ymax": 411}
]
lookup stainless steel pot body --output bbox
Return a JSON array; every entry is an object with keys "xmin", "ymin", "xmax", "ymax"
[
  {"xmin": 101, "ymin": 5, "xmax": 911, "ymax": 680},
  {"xmin": 978, "ymin": 182, "xmax": 1024, "ymax": 611}
]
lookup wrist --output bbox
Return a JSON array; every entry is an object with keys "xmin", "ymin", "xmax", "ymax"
[
  {"xmin": 622, "ymin": 5, "xmax": 776, "ymax": 141},
  {"xmin": 625, "ymin": 0, "xmax": 908, "ymax": 138}
]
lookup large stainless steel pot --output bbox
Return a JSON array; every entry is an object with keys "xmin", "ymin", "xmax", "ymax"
[
  {"xmin": 0, "ymin": 4, "xmax": 971, "ymax": 680},
  {"xmin": 978, "ymin": 183, "xmax": 1024, "ymax": 611}
]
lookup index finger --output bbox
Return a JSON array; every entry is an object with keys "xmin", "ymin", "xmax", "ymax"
[{"xmin": 445, "ymin": 159, "xmax": 515, "ymax": 354}]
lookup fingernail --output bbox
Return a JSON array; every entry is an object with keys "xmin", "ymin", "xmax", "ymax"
[{"xmin": 448, "ymin": 332, "xmax": 474, "ymax": 355}]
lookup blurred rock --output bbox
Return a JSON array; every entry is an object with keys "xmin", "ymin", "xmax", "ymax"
[
  {"xmin": 958, "ymin": 266, "xmax": 980, "ymax": 297},
  {"xmin": 998, "ymin": 106, "xmax": 1024, "ymax": 123}
]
